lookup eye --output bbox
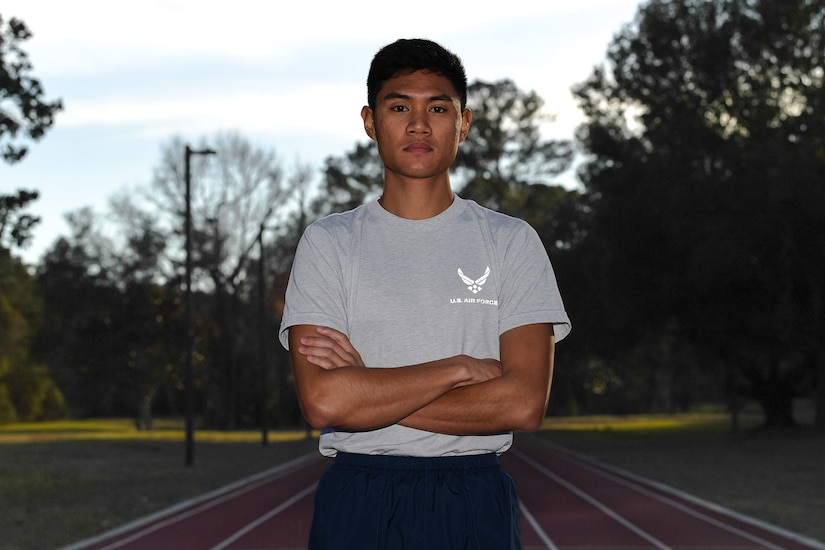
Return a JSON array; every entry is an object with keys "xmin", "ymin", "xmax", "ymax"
[
  {"xmin": 431, "ymin": 105, "xmax": 448, "ymax": 113},
  {"xmin": 390, "ymin": 105, "xmax": 408, "ymax": 112}
]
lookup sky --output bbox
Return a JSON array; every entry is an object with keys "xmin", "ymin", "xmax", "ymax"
[{"xmin": 2, "ymin": 0, "xmax": 643, "ymax": 264}]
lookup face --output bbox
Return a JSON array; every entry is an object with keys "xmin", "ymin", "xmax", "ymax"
[{"xmin": 361, "ymin": 70, "xmax": 472, "ymax": 184}]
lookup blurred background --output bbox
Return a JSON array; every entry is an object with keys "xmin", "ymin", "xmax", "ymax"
[{"xmin": 2, "ymin": 0, "xmax": 823, "ymax": 436}]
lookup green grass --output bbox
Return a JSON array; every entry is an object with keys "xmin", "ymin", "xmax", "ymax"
[
  {"xmin": 0, "ymin": 417, "xmax": 318, "ymax": 442},
  {"xmin": 1, "ymin": 414, "xmax": 823, "ymax": 549},
  {"xmin": 0, "ymin": 422, "xmax": 319, "ymax": 550}
]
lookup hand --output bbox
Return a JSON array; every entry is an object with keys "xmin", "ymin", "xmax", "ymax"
[{"xmin": 298, "ymin": 326, "xmax": 366, "ymax": 370}]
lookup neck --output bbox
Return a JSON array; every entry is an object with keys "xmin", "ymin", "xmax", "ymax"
[{"xmin": 379, "ymin": 175, "xmax": 454, "ymax": 220}]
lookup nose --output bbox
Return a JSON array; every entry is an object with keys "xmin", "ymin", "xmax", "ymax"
[{"xmin": 407, "ymin": 108, "xmax": 431, "ymax": 134}]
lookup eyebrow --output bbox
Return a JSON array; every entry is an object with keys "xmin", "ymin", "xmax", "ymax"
[{"xmin": 382, "ymin": 92, "xmax": 455, "ymax": 103}]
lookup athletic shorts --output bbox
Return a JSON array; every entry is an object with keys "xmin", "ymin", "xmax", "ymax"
[{"xmin": 308, "ymin": 452, "xmax": 522, "ymax": 549}]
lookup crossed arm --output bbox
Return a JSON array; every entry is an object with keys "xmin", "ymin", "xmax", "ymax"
[{"xmin": 287, "ymin": 322, "xmax": 555, "ymax": 435}]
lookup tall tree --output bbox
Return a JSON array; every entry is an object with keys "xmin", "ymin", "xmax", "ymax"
[
  {"xmin": 0, "ymin": 14, "xmax": 62, "ymax": 164},
  {"xmin": 124, "ymin": 132, "xmax": 300, "ymax": 428},
  {"xmin": 0, "ymin": 193, "xmax": 67, "ymax": 423},
  {"xmin": 455, "ymin": 79, "xmax": 573, "ymax": 217},
  {"xmin": 34, "ymin": 207, "xmax": 185, "ymax": 421},
  {"xmin": 0, "ymin": 245, "xmax": 67, "ymax": 422},
  {"xmin": 574, "ymin": 0, "xmax": 825, "ymax": 427},
  {"xmin": 0, "ymin": 14, "xmax": 65, "ymax": 423},
  {"xmin": 1, "ymin": 13, "xmax": 62, "ymax": 257}
]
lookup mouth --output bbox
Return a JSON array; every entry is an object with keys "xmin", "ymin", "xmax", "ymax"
[{"xmin": 404, "ymin": 142, "xmax": 432, "ymax": 153}]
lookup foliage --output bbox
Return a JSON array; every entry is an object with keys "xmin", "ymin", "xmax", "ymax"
[
  {"xmin": 0, "ymin": 189, "xmax": 40, "ymax": 249},
  {"xmin": 0, "ymin": 14, "xmax": 62, "ymax": 164},
  {"xmin": 455, "ymin": 79, "xmax": 573, "ymax": 215},
  {"xmin": 0, "ymin": 247, "xmax": 67, "ymax": 423},
  {"xmin": 315, "ymin": 142, "xmax": 384, "ymax": 215},
  {"xmin": 573, "ymin": 0, "xmax": 825, "ymax": 426},
  {"xmin": 33, "ymin": 210, "xmax": 182, "ymax": 421},
  {"xmin": 0, "ymin": 13, "xmax": 64, "ymax": 422},
  {"xmin": 33, "ymin": 133, "xmax": 307, "ymax": 430}
]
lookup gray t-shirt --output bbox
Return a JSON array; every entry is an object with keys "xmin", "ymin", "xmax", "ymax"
[{"xmin": 279, "ymin": 195, "xmax": 570, "ymax": 457}]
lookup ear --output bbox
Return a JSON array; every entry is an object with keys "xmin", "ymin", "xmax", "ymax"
[
  {"xmin": 361, "ymin": 106, "xmax": 377, "ymax": 141},
  {"xmin": 459, "ymin": 108, "xmax": 472, "ymax": 143}
]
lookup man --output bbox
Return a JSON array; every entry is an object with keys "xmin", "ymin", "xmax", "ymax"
[{"xmin": 279, "ymin": 38, "xmax": 570, "ymax": 549}]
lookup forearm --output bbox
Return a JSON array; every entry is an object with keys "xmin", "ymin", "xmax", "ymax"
[
  {"xmin": 290, "ymin": 323, "xmax": 550, "ymax": 434},
  {"xmin": 291, "ymin": 337, "xmax": 483, "ymax": 431},
  {"xmin": 401, "ymin": 324, "xmax": 555, "ymax": 435},
  {"xmin": 399, "ymin": 371, "xmax": 551, "ymax": 435}
]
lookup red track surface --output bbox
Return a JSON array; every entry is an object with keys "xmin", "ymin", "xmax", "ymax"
[{"xmin": 65, "ymin": 436, "xmax": 824, "ymax": 550}]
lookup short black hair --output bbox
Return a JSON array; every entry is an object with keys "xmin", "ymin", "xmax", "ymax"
[{"xmin": 366, "ymin": 38, "xmax": 468, "ymax": 110}]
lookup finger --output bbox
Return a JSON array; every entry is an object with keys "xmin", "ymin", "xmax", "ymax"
[
  {"xmin": 315, "ymin": 327, "xmax": 366, "ymax": 367},
  {"xmin": 301, "ymin": 349, "xmax": 341, "ymax": 369},
  {"xmin": 298, "ymin": 340, "xmax": 350, "ymax": 368},
  {"xmin": 315, "ymin": 326, "xmax": 355, "ymax": 351},
  {"xmin": 299, "ymin": 333, "xmax": 364, "ymax": 369}
]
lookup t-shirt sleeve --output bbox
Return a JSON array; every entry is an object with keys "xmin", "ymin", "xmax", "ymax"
[
  {"xmin": 278, "ymin": 223, "xmax": 350, "ymax": 350},
  {"xmin": 497, "ymin": 222, "xmax": 571, "ymax": 341}
]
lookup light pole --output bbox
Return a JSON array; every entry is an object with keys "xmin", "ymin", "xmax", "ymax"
[
  {"xmin": 257, "ymin": 222, "xmax": 268, "ymax": 446},
  {"xmin": 184, "ymin": 144, "xmax": 216, "ymax": 467},
  {"xmin": 256, "ymin": 212, "xmax": 274, "ymax": 447}
]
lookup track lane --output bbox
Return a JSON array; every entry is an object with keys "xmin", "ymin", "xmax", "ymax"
[
  {"xmin": 505, "ymin": 450, "xmax": 660, "ymax": 548},
  {"xmin": 507, "ymin": 435, "xmax": 824, "ymax": 549},
  {"xmin": 211, "ymin": 484, "xmax": 316, "ymax": 550},
  {"xmin": 67, "ymin": 454, "xmax": 326, "ymax": 550},
  {"xmin": 65, "ymin": 438, "xmax": 825, "ymax": 549}
]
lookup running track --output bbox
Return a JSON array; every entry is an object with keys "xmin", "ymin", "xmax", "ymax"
[{"xmin": 65, "ymin": 435, "xmax": 825, "ymax": 550}]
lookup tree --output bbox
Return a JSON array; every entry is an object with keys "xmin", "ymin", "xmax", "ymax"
[
  {"xmin": 574, "ymin": 0, "xmax": 825, "ymax": 427},
  {"xmin": 315, "ymin": 142, "xmax": 384, "ymax": 215},
  {"xmin": 0, "ymin": 246, "xmax": 67, "ymax": 422},
  {"xmin": 0, "ymin": 15, "xmax": 66, "ymax": 423},
  {"xmin": 119, "ymin": 132, "xmax": 301, "ymax": 428},
  {"xmin": 32, "ymin": 207, "xmax": 184, "ymax": 422},
  {"xmin": 0, "ymin": 14, "xmax": 62, "ymax": 164},
  {"xmin": 0, "ymin": 189, "xmax": 40, "ymax": 249},
  {"xmin": 0, "ymin": 189, "xmax": 67, "ymax": 423},
  {"xmin": 455, "ymin": 79, "xmax": 573, "ymax": 218}
]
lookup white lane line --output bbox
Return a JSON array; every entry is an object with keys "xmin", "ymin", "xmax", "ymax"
[
  {"xmin": 513, "ymin": 449, "xmax": 672, "ymax": 550},
  {"xmin": 537, "ymin": 445, "xmax": 796, "ymax": 550},
  {"xmin": 210, "ymin": 482, "xmax": 317, "ymax": 550},
  {"xmin": 96, "ymin": 476, "xmax": 304, "ymax": 550},
  {"xmin": 65, "ymin": 453, "xmax": 319, "ymax": 550},
  {"xmin": 519, "ymin": 500, "xmax": 559, "ymax": 550}
]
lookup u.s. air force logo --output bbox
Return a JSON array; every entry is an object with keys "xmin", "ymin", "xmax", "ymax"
[
  {"xmin": 458, "ymin": 266, "xmax": 490, "ymax": 294},
  {"xmin": 451, "ymin": 266, "xmax": 498, "ymax": 305}
]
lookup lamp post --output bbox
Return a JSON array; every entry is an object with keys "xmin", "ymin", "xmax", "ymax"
[
  {"xmin": 184, "ymin": 144, "xmax": 216, "ymax": 467},
  {"xmin": 257, "ymin": 222, "xmax": 268, "ymax": 447},
  {"xmin": 256, "ymin": 211, "xmax": 274, "ymax": 447}
]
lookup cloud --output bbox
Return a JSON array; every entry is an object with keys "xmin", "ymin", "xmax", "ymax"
[
  {"xmin": 57, "ymin": 84, "xmax": 368, "ymax": 150},
  {"xmin": 9, "ymin": 0, "xmax": 638, "ymax": 76}
]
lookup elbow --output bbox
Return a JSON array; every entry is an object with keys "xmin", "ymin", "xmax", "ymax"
[
  {"xmin": 301, "ymin": 405, "xmax": 333, "ymax": 430},
  {"xmin": 499, "ymin": 375, "xmax": 550, "ymax": 432},
  {"xmin": 511, "ymin": 400, "xmax": 548, "ymax": 432},
  {"xmin": 298, "ymin": 387, "xmax": 343, "ymax": 430}
]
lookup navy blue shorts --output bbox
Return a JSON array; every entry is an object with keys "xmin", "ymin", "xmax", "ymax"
[{"xmin": 308, "ymin": 452, "xmax": 521, "ymax": 549}]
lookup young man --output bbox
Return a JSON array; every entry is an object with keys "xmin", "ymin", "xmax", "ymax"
[{"xmin": 279, "ymin": 38, "xmax": 570, "ymax": 549}]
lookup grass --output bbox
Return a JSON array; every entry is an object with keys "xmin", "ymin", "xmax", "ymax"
[
  {"xmin": 0, "ymin": 420, "xmax": 319, "ymax": 550},
  {"xmin": 1, "ymin": 413, "xmax": 823, "ymax": 548}
]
